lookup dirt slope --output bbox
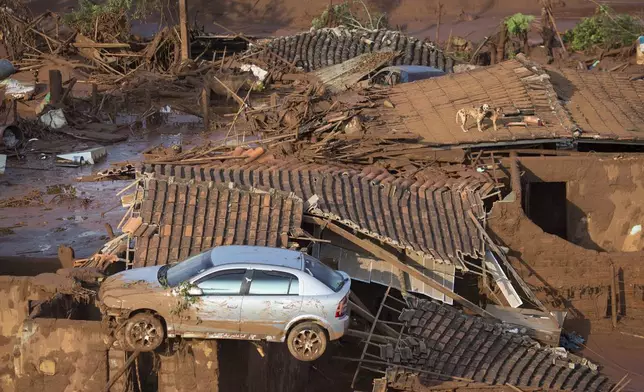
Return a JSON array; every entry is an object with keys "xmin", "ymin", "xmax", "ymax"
[{"xmin": 27, "ymin": 0, "xmax": 644, "ymax": 39}]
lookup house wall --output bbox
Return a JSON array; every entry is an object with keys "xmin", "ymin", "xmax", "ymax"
[
  {"xmin": 515, "ymin": 155, "xmax": 644, "ymax": 253},
  {"xmin": 0, "ymin": 275, "xmax": 220, "ymax": 392},
  {"xmin": 488, "ymin": 195, "xmax": 644, "ymax": 335}
]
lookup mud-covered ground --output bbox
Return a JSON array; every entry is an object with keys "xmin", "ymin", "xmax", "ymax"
[
  {"xmin": 0, "ymin": 114, "xmax": 207, "ymax": 258},
  {"xmin": 25, "ymin": 0, "xmax": 644, "ymax": 40}
]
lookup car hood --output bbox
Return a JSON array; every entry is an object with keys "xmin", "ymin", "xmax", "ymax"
[{"xmin": 99, "ymin": 266, "xmax": 165, "ymax": 300}]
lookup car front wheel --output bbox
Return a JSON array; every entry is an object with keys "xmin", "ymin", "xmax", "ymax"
[
  {"xmin": 286, "ymin": 322, "xmax": 327, "ymax": 361},
  {"xmin": 123, "ymin": 312, "xmax": 165, "ymax": 352}
]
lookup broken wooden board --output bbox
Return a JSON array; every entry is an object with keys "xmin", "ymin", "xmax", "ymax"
[
  {"xmin": 312, "ymin": 51, "xmax": 398, "ymax": 93},
  {"xmin": 57, "ymin": 124, "xmax": 128, "ymax": 143}
]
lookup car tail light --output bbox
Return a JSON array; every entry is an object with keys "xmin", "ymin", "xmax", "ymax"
[{"xmin": 335, "ymin": 294, "xmax": 349, "ymax": 318}]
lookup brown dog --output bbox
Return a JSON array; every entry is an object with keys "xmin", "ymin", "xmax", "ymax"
[{"xmin": 456, "ymin": 104, "xmax": 503, "ymax": 132}]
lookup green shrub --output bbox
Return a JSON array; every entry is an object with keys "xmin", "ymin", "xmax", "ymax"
[
  {"xmin": 564, "ymin": 6, "xmax": 643, "ymax": 51},
  {"xmin": 311, "ymin": 0, "xmax": 388, "ymax": 30},
  {"xmin": 63, "ymin": 0, "xmax": 161, "ymax": 40},
  {"xmin": 505, "ymin": 13, "xmax": 534, "ymax": 54},
  {"xmin": 505, "ymin": 13, "xmax": 535, "ymax": 37}
]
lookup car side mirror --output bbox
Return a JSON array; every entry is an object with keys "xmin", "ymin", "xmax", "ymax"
[{"xmin": 187, "ymin": 287, "xmax": 203, "ymax": 296}]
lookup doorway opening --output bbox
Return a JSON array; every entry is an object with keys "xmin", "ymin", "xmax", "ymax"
[{"xmin": 525, "ymin": 182, "xmax": 567, "ymax": 239}]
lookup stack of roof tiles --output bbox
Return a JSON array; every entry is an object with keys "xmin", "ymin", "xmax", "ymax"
[{"xmin": 138, "ymin": 162, "xmax": 494, "ymax": 268}]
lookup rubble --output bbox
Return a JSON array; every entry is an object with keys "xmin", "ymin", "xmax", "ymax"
[
  {"xmin": 56, "ymin": 146, "xmax": 107, "ymax": 165},
  {"xmin": 2, "ymin": 3, "xmax": 644, "ymax": 391}
]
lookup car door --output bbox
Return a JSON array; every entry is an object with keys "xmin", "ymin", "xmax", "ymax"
[
  {"xmin": 239, "ymin": 269, "xmax": 302, "ymax": 340},
  {"xmin": 178, "ymin": 268, "xmax": 249, "ymax": 338}
]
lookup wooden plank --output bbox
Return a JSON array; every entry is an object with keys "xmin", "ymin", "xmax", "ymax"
[
  {"xmin": 304, "ymin": 215, "xmax": 497, "ymax": 320},
  {"xmin": 49, "ymin": 69, "xmax": 62, "ymax": 105},
  {"xmin": 611, "ymin": 263, "xmax": 618, "ymax": 328},
  {"xmin": 179, "ymin": 0, "xmax": 190, "ymax": 61}
]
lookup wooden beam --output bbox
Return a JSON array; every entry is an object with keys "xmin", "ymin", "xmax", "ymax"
[
  {"xmin": 201, "ymin": 86, "xmax": 210, "ymax": 131},
  {"xmin": 305, "ymin": 216, "xmax": 497, "ymax": 320},
  {"xmin": 349, "ymin": 297, "xmax": 399, "ymax": 338},
  {"xmin": 610, "ymin": 264, "xmax": 618, "ymax": 328},
  {"xmin": 104, "ymin": 349, "xmax": 140, "ymax": 392},
  {"xmin": 49, "ymin": 69, "xmax": 62, "ymax": 105},
  {"xmin": 179, "ymin": 0, "xmax": 190, "ymax": 61},
  {"xmin": 346, "ymin": 329, "xmax": 397, "ymax": 345},
  {"xmin": 72, "ymin": 42, "xmax": 130, "ymax": 49}
]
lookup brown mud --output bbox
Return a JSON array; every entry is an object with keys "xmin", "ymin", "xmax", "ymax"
[{"xmin": 28, "ymin": 0, "xmax": 644, "ymax": 40}]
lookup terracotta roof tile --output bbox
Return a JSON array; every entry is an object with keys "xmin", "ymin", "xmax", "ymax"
[
  {"xmin": 132, "ymin": 181, "xmax": 303, "ymax": 267},
  {"xmin": 139, "ymin": 162, "xmax": 492, "ymax": 267}
]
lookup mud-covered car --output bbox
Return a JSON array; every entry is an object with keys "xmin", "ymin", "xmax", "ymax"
[{"xmin": 98, "ymin": 245, "xmax": 351, "ymax": 361}]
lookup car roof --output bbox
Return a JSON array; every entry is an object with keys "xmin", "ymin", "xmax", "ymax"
[{"xmin": 210, "ymin": 245, "xmax": 304, "ymax": 270}]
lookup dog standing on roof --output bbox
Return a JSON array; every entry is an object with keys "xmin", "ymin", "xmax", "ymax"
[{"xmin": 456, "ymin": 104, "xmax": 503, "ymax": 132}]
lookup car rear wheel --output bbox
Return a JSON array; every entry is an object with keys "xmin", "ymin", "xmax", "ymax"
[
  {"xmin": 287, "ymin": 322, "xmax": 327, "ymax": 361},
  {"xmin": 124, "ymin": 313, "xmax": 165, "ymax": 352}
]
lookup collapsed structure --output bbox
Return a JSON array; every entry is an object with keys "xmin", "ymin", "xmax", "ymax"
[
  {"xmin": 251, "ymin": 28, "xmax": 456, "ymax": 72},
  {"xmin": 1, "ymin": 11, "xmax": 644, "ymax": 391}
]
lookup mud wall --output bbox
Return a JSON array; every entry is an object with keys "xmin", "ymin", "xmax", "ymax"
[
  {"xmin": 0, "ymin": 276, "xmax": 109, "ymax": 392},
  {"xmin": 488, "ymin": 199, "xmax": 644, "ymax": 336},
  {"xmin": 516, "ymin": 156, "xmax": 644, "ymax": 253},
  {"xmin": 0, "ymin": 275, "xmax": 221, "ymax": 392}
]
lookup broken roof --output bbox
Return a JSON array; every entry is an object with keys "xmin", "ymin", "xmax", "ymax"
[
  {"xmin": 131, "ymin": 180, "xmax": 303, "ymax": 268},
  {"xmin": 549, "ymin": 68, "xmax": 644, "ymax": 142},
  {"xmin": 139, "ymin": 162, "xmax": 494, "ymax": 268},
  {"xmin": 250, "ymin": 27, "xmax": 455, "ymax": 73},
  {"xmin": 376, "ymin": 58, "xmax": 576, "ymax": 147}
]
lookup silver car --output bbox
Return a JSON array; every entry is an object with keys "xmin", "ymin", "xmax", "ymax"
[{"xmin": 98, "ymin": 245, "xmax": 351, "ymax": 361}]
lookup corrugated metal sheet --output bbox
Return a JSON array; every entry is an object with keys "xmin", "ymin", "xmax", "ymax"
[
  {"xmin": 132, "ymin": 179, "xmax": 303, "ymax": 267},
  {"xmin": 549, "ymin": 68, "xmax": 644, "ymax": 141},
  {"xmin": 319, "ymin": 243, "xmax": 455, "ymax": 304},
  {"xmin": 379, "ymin": 59, "xmax": 576, "ymax": 146},
  {"xmin": 139, "ymin": 162, "xmax": 492, "ymax": 267}
]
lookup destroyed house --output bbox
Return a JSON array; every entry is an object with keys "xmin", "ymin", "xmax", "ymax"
[
  {"xmin": 130, "ymin": 162, "xmax": 497, "ymax": 303},
  {"xmin": 367, "ymin": 55, "xmax": 644, "ymax": 149}
]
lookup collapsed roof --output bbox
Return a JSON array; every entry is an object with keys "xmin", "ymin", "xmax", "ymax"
[
  {"xmin": 131, "ymin": 180, "xmax": 304, "ymax": 268},
  {"xmin": 136, "ymin": 162, "xmax": 495, "ymax": 269},
  {"xmin": 249, "ymin": 27, "xmax": 456, "ymax": 73}
]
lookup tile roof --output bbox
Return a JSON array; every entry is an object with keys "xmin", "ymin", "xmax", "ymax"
[
  {"xmin": 251, "ymin": 28, "xmax": 455, "ymax": 72},
  {"xmin": 131, "ymin": 180, "xmax": 303, "ymax": 267},
  {"xmin": 548, "ymin": 68, "xmax": 644, "ymax": 141},
  {"xmin": 139, "ymin": 162, "xmax": 494, "ymax": 267},
  {"xmin": 377, "ymin": 59, "xmax": 576, "ymax": 147}
]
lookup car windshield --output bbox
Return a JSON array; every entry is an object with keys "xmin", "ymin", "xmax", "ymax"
[
  {"xmin": 163, "ymin": 250, "xmax": 213, "ymax": 287},
  {"xmin": 303, "ymin": 255, "xmax": 346, "ymax": 292}
]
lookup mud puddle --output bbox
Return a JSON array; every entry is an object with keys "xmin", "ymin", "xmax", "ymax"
[{"xmin": 0, "ymin": 106, "xmax": 240, "ymax": 258}]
